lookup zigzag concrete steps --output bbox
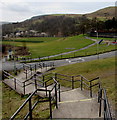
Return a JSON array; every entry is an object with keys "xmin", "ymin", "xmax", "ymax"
[
  {"xmin": 3, "ymin": 67, "xmax": 54, "ymax": 95},
  {"xmin": 52, "ymin": 88, "xmax": 102, "ymax": 118}
]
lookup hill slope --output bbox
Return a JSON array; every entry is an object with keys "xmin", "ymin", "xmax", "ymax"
[
  {"xmin": 30, "ymin": 6, "xmax": 115, "ymax": 21},
  {"xmin": 85, "ymin": 6, "xmax": 116, "ymax": 19}
]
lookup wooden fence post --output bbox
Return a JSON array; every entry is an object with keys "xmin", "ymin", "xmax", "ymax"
[
  {"xmin": 81, "ymin": 76, "xmax": 83, "ymax": 91},
  {"xmin": 59, "ymin": 84, "xmax": 61, "ymax": 102},
  {"xmin": 72, "ymin": 76, "xmax": 74, "ymax": 89}
]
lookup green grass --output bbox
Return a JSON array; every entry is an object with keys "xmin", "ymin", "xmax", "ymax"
[
  {"xmin": 3, "ymin": 35, "xmax": 116, "ymax": 62},
  {"xmin": 37, "ymin": 43, "xmax": 116, "ymax": 62},
  {"xmin": 3, "ymin": 35, "xmax": 94, "ymax": 58},
  {"xmin": 2, "ymin": 83, "xmax": 53, "ymax": 119},
  {"xmin": 52, "ymin": 57, "xmax": 116, "ymax": 110}
]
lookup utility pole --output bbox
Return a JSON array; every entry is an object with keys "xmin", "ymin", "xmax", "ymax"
[
  {"xmin": 95, "ymin": 19, "xmax": 99, "ymax": 59},
  {"xmin": 13, "ymin": 35, "xmax": 17, "ymax": 75}
]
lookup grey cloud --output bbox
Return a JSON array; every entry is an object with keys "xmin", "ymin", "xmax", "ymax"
[{"xmin": 2, "ymin": 2, "xmax": 31, "ymax": 13}]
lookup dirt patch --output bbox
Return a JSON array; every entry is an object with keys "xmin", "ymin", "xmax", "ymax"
[{"xmin": 2, "ymin": 44, "xmax": 30, "ymax": 56}]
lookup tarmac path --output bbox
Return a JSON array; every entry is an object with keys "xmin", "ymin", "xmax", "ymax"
[{"xmin": 1, "ymin": 50, "xmax": 116, "ymax": 71}]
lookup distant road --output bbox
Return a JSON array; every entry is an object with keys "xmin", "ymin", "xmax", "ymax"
[{"xmin": 1, "ymin": 50, "xmax": 116, "ymax": 71}]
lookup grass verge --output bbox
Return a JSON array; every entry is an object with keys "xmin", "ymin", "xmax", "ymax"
[
  {"xmin": 2, "ymin": 83, "xmax": 54, "ymax": 119},
  {"xmin": 52, "ymin": 57, "xmax": 116, "ymax": 111}
]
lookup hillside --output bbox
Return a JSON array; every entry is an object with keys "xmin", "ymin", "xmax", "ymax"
[
  {"xmin": 85, "ymin": 6, "xmax": 116, "ymax": 19},
  {"xmin": 30, "ymin": 6, "xmax": 115, "ymax": 21},
  {"xmin": 2, "ymin": 6, "xmax": 116, "ymax": 36}
]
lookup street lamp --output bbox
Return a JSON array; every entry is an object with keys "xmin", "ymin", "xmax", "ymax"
[
  {"xmin": 94, "ymin": 30, "xmax": 99, "ymax": 59},
  {"xmin": 13, "ymin": 34, "xmax": 17, "ymax": 75}
]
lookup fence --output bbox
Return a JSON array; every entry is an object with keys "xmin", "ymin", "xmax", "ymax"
[
  {"xmin": 98, "ymin": 87, "xmax": 112, "ymax": 120},
  {"xmin": 55, "ymin": 73, "xmax": 112, "ymax": 119},
  {"xmin": 10, "ymin": 84, "xmax": 60, "ymax": 119},
  {"xmin": 4, "ymin": 71, "xmax": 112, "ymax": 119},
  {"xmin": 3, "ymin": 70, "xmax": 25, "ymax": 94},
  {"xmin": 55, "ymin": 73, "xmax": 100, "ymax": 97}
]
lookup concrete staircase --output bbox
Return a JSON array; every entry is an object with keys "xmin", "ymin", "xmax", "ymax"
[{"xmin": 53, "ymin": 88, "xmax": 102, "ymax": 118}]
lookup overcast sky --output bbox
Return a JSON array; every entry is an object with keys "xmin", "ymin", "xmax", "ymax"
[{"xmin": 0, "ymin": 0, "xmax": 116, "ymax": 22}]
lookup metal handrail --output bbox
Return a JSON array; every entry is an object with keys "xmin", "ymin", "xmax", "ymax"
[
  {"xmin": 103, "ymin": 89, "xmax": 112, "ymax": 120},
  {"xmin": 10, "ymin": 79, "xmax": 59, "ymax": 120},
  {"xmin": 3, "ymin": 71, "xmax": 23, "ymax": 85},
  {"xmin": 10, "ymin": 89, "xmax": 50, "ymax": 120}
]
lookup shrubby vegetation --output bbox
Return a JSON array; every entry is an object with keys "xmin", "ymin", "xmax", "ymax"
[{"xmin": 2, "ymin": 15, "xmax": 117, "ymax": 37}]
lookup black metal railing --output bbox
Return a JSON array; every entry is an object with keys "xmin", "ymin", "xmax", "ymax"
[
  {"xmin": 10, "ymin": 79, "xmax": 60, "ymax": 119},
  {"xmin": 55, "ymin": 73, "xmax": 112, "ymax": 119},
  {"xmin": 98, "ymin": 87, "xmax": 112, "ymax": 120},
  {"xmin": 4, "ymin": 71, "xmax": 112, "ymax": 119},
  {"xmin": 55, "ymin": 73, "xmax": 100, "ymax": 97}
]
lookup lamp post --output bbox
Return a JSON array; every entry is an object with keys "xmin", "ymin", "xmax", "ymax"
[
  {"xmin": 13, "ymin": 34, "xmax": 17, "ymax": 75},
  {"xmin": 95, "ymin": 30, "xmax": 99, "ymax": 59}
]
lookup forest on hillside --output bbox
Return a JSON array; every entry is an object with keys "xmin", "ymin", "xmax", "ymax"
[{"xmin": 2, "ymin": 15, "xmax": 117, "ymax": 37}]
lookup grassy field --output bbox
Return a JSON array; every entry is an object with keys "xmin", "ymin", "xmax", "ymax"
[
  {"xmin": 2, "ymin": 83, "xmax": 54, "ymax": 119},
  {"xmin": 46, "ymin": 43, "xmax": 116, "ymax": 60},
  {"xmin": 2, "ymin": 35, "xmax": 116, "ymax": 62},
  {"xmin": 52, "ymin": 57, "xmax": 116, "ymax": 110},
  {"xmin": 3, "ymin": 35, "xmax": 94, "ymax": 58}
]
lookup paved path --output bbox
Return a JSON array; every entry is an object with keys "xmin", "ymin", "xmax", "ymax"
[
  {"xmin": 53, "ymin": 88, "xmax": 102, "ymax": 118},
  {"xmin": 1, "ymin": 50, "xmax": 116, "ymax": 71}
]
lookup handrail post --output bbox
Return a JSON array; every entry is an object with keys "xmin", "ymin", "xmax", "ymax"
[
  {"xmin": 45, "ymin": 82, "xmax": 47, "ymax": 96},
  {"xmin": 35, "ymin": 75, "xmax": 37, "ymax": 90},
  {"xmin": 14, "ymin": 78, "xmax": 16, "ymax": 90},
  {"xmin": 29, "ymin": 98, "xmax": 32, "ymax": 120},
  {"xmin": 26, "ymin": 70, "xmax": 27, "ymax": 79},
  {"xmin": 59, "ymin": 84, "xmax": 61, "ymax": 102},
  {"xmin": 55, "ymin": 84, "xmax": 58, "ymax": 108},
  {"xmin": 99, "ymin": 89, "xmax": 102, "ymax": 117},
  {"xmin": 81, "ymin": 76, "xmax": 83, "ymax": 91},
  {"xmin": 72, "ymin": 76, "xmax": 74, "ymax": 89},
  {"xmin": 49, "ymin": 91, "xmax": 52, "ymax": 119},
  {"xmin": 42, "ymin": 75, "xmax": 45, "ymax": 87},
  {"xmin": 90, "ymin": 81, "xmax": 92, "ymax": 97},
  {"xmin": 23, "ymin": 82, "xmax": 25, "ymax": 95},
  {"xmin": 98, "ymin": 84, "xmax": 101, "ymax": 103},
  {"xmin": 35, "ymin": 64, "xmax": 36, "ymax": 72}
]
